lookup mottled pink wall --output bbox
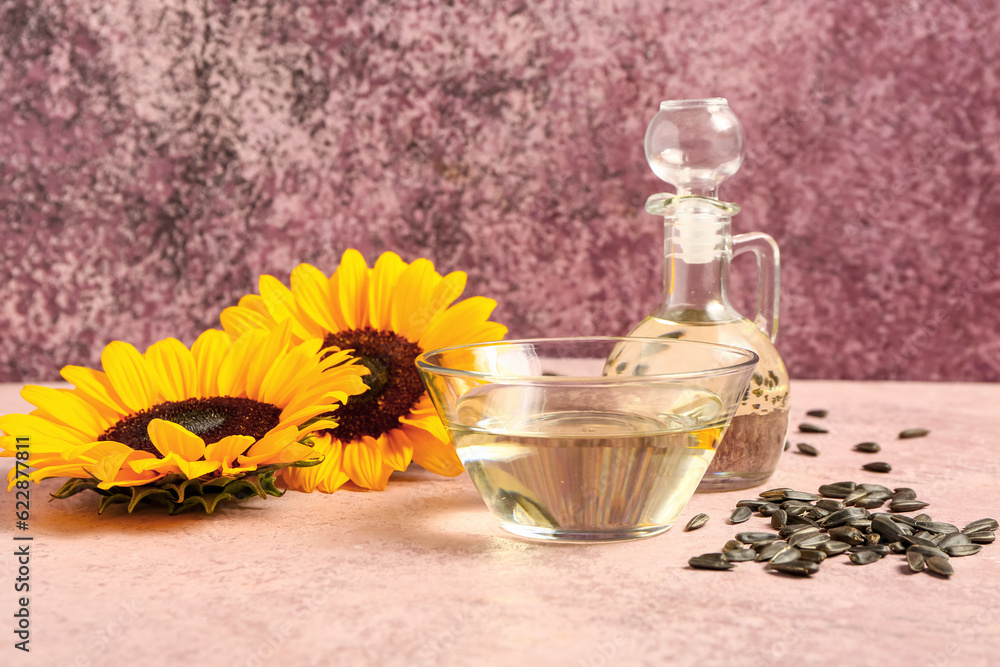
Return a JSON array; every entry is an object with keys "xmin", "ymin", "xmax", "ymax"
[{"xmin": 1, "ymin": 0, "xmax": 998, "ymax": 382}]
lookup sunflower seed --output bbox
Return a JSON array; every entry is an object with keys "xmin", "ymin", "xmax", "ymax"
[
  {"xmin": 899, "ymin": 428, "xmax": 930, "ymax": 439},
  {"xmin": 854, "ymin": 441, "xmax": 881, "ymax": 453},
  {"xmin": 916, "ymin": 521, "xmax": 959, "ymax": 534},
  {"xmin": 806, "ymin": 409, "xmax": 829, "ymax": 418},
  {"xmin": 901, "ymin": 534, "xmax": 938, "ymax": 549},
  {"xmin": 820, "ymin": 540, "xmax": 852, "ymax": 555},
  {"xmin": 855, "ymin": 494, "xmax": 890, "ymax": 510},
  {"xmin": 799, "ymin": 423, "xmax": 828, "ymax": 434},
  {"xmin": 889, "ymin": 500, "xmax": 930, "ymax": 513},
  {"xmin": 908, "ymin": 544, "xmax": 949, "ymax": 560},
  {"xmin": 795, "ymin": 442, "xmax": 819, "ymax": 456},
  {"xmin": 784, "ymin": 505, "xmax": 810, "ymax": 518},
  {"xmin": 685, "ymin": 513, "xmax": 710, "ymax": 531},
  {"xmin": 858, "ymin": 483, "xmax": 893, "ymax": 494},
  {"xmin": 782, "ymin": 499, "xmax": 813, "ymax": 510},
  {"xmin": 737, "ymin": 532, "xmax": 779, "ymax": 544},
  {"xmin": 863, "ymin": 532, "xmax": 881, "ymax": 546},
  {"xmin": 816, "ymin": 499, "xmax": 845, "ymax": 512},
  {"xmin": 849, "ymin": 549, "xmax": 880, "ymax": 565},
  {"xmin": 892, "ymin": 487, "xmax": 917, "ymax": 500},
  {"xmin": 888, "ymin": 541, "xmax": 907, "ymax": 554},
  {"xmin": 757, "ymin": 502, "xmax": 782, "ymax": 516},
  {"xmin": 736, "ymin": 499, "xmax": 767, "ymax": 510},
  {"xmin": 796, "ymin": 549, "xmax": 827, "ymax": 563},
  {"xmin": 786, "ymin": 515, "xmax": 819, "ymax": 527},
  {"xmin": 845, "ymin": 518, "xmax": 872, "ymax": 531},
  {"xmin": 689, "ymin": 553, "xmax": 735, "ymax": 570},
  {"xmin": 771, "ymin": 546, "xmax": 803, "ymax": 564},
  {"xmin": 779, "ymin": 524, "xmax": 818, "ymax": 539},
  {"xmin": 862, "ymin": 462, "xmax": 892, "ymax": 473},
  {"xmin": 906, "ymin": 550, "xmax": 926, "ymax": 572},
  {"xmin": 939, "ymin": 532, "xmax": 972, "ymax": 548},
  {"xmin": 796, "ymin": 534, "xmax": 832, "ymax": 549},
  {"xmin": 818, "ymin": 481, "xmax": 856, "ymax": 499},
  {"xmin": 755, "ymin": 541, "xmax": 787, "ymax": 561},
  {"xmin": 806, "ymin": 508, "xmax": 830, "ymax": 521},
  {"xmin": 786, "ymin": 527, "xmax": 822, "ymax": 545},
  {"xmin": 963, "ymin": 518, "xmax": 998, "ymax": 533},
  {"xmin": 889, "ymin": 514, "xmax": 919, "ymax": 528},
  {"xmin": 829, "ymin": 526, "xmax": 865, "ymax": 545},
  {"xmin": 724, "ymin": 548, "xmax": 758, "ymax": 562},
  {"xmin": 770, "ymin": 510, "xmax": 788, "ymax": 529},
  {"xmin": 945, "ymin": 544, "xmax": 983, "ymax": 557},
  {"xmin": 729, "ymin": 506, "xmax": 752, "ymax": 524},
  {"xmin": 914, "ymin": 513, "xmax": 932, "ymax": 523},
  {"xmin": 820, "ymin": 507, "xmax": 869, "ymax": 528},
  {"xmin": 723, "ymin": 539, "xmax": 744, "ymax": 552},
  {"xmin": 925, "ymin": 556, "xmax": 953, "ymax": 577},
  {"xmin": 771, "ymin": 560, "xmax": 820, "ymax": 576},
  {"xmin": 966, "ymin": 530, "xmax": 996, "ymax": 544},
  {"xmin": 843, "ymin": 488, "xmax": 868, "ymax": 506},
  {"xmin": 759, "ymin": 488, "xmax": 793, "ymax": 500},
  {"xmin": 871, "ymin": 516, "xmax": 905, "ymax": 541},
  {"xmin": 868, "ymin": 543, "xmax": 892, "ymax": 556}
]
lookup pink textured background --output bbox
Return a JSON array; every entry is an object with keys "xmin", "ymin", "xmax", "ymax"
[{"xmin": 1, "ymin": 0, "xmax": 998, "ymax": 382}]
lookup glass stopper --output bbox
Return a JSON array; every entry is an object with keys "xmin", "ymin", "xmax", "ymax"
[{"xmin": 644, "ymin": 98, "xmax": 745, "ymax": 199}]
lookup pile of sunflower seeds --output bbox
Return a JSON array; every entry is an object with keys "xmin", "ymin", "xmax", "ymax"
[{"xmin": 687, "ymin": 483, "xmax": 996, "ymax": 577}]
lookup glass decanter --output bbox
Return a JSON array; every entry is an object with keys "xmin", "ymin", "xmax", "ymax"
[{"xmin": 628, "ymin": 98, "xmax": 790, "ymax": 491}]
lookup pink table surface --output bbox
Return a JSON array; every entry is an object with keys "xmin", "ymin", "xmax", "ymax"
[{"xmin": 1, "ymin": 380, "xmax": 999, "ymax": 667}]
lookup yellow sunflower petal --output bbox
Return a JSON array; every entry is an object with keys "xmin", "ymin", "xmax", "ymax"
[
  {"xmin": 66, "ymin": 440, "xmax": 136, "ymax": 462},
  {"xmin": 191, "ymin": 329, "xmax": 231, "ymax": 397},
  {"xmin": 244, "ymin": 321, "xmax": 294, "ymax": 400},
  {"xmin": 342, "ymin": 436, "xmax": 394, "ymax": 490},
  {"xmin": 410, "ymin": 428, "xmax": 465, "ymax": 477},
  {"xmin": 216, "ymin": 330, "xmax": 259, "ymax": 397},
  {"xmin": 0, "ymin": 413, "xmax": 92, "ymax": 449},
  {"xmin": 382, "ymin": 429, "xmax": 414, "ymax": 472},
  {"xmin": 100, "ymin": 341, "xmax": 157, "ymax": 413},
  {"xmin": 279, "ymin": 434, "xmax": 349, "ymax": 494},
  {"xmin": 419, "ymin": 297, "xmax": 507, "ymax": 351},
  {"xmin": 6, "ymin": 463, "xmax": 93, "ymax": 490},
  {"xmin": 368, "ymin": 251, "xmax": 407, "ymax": 330},
  {"xmin": 239, "ymin": 293, "xmax": 272, "ymax": 318},
  {"xmin": 87, "ymin": 449, "xmax": 160, "ymax": 489},
  {"xmin": 390, "ymin": 258, "xmax": 440, "ymax": 340},
  {"xmin": 204, "ymin": 435, "xmax": 256, "ymax": 466},
  {"xmin": 241, "ymin": 424, "xmax": 300, "ymax": 462},
  {"xmin": 290, "ymin": 263, "xmax": 340, "ymax": 334},
  {"xmin": 147, "ymin": 418, "xmax": 206, "ymax": 461},
  {"xmin": 407, "ymin": 270, "xmax": 467, "ymax": 341},
  {"xmin": 19, "ymin": 385, "xmax": 108, "ymax": 435},
  {"xmin": 59, "ymin": 365, "xmax": 130, "ymax": 417},
  {"xmin": 258, "ymin": 274, "xmax": 314, "ymax": 341},
  {"xmin": 220, "ymin": 304, "xmax": 274, "ymax": 339},
  {"xmin": 335, "ymin": 249, "xmax": 370, "ymax": 330},
  {"xmin": 144, "ymin": 338, "xmax": 198, "ymax": 402},
  {"xmin": 177, "ymin": 458, "xmax": 221, "ymax": 480}
]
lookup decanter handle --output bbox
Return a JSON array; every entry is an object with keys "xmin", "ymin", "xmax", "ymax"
[{"xmin": 733, "ymin": 232, "xmax": 780, "ymax": 342}]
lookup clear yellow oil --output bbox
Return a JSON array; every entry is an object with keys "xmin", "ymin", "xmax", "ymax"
[{"xmin": 453, "ymin": 404, "xmax": 724, "ymax": 541}]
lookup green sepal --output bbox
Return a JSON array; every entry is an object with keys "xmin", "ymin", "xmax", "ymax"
[{"xmin": 48, "ymin": 457, "xmax": 320, "ymax": 515}]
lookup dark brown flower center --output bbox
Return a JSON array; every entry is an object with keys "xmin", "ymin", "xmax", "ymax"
[
  {"xmin": 98, "ymin": 397, "xmax": 282, "ymax": 455},
  {"xmin": 322, "ymin": 328, "xmax": 425, "ymax": 442}
]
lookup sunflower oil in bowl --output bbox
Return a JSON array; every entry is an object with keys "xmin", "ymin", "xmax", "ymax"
[{"xmin": 451, "ymin": 386, "xmax": 726, "ymax": 542}]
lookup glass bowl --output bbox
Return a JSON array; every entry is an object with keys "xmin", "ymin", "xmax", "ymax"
[{"xmin": 416, "ymin": 337, "xmax": 758, "ymax": 542}]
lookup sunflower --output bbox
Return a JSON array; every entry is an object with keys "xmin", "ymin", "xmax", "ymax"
[
  {"xmin": 220, "ymin": 249, "xmax": 507, "ymax": 493},
  {"xmin": 0, "ymin": 324, "xmax": 368, "ymax": 513}
]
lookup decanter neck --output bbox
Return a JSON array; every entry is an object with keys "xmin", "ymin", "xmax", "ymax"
[{"xmin": 652, "ymin": 203, "xmax": 741, "ymax": 323}]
